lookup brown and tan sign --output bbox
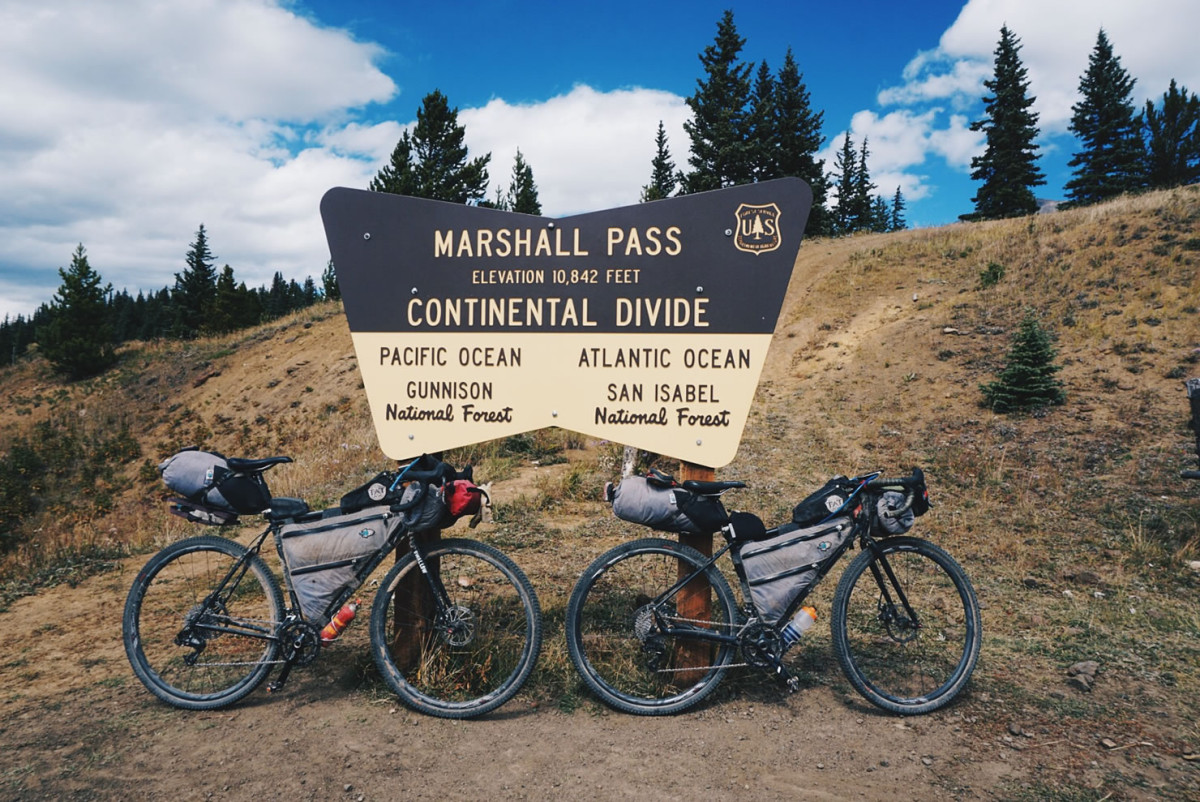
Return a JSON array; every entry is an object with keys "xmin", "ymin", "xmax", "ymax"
[{"xmin": 321, "ymin": 178, "xmax": 811, "ymax": 467}]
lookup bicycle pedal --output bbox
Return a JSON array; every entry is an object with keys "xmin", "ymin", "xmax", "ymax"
[{"xmin": 785, "ymin": 676, "xmax": 801, "ymax": 694}]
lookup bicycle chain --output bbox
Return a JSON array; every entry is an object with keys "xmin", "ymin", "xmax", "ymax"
[
  {"xmin": 647, "ymin": 614, "xmax": 750, "ymax": 672},
  {"xmin": 182, "ymin": 616, "xmax": 290, "ymax": 667}
]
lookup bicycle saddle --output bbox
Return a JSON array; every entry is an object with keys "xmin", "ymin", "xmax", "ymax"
[
  {"xmin": 226, "ymin": 456, "xmax": 293, "ymax": 473},
  {"xmin": 681, "ymin": 479, "xmax": 746, "ymax": 494}
]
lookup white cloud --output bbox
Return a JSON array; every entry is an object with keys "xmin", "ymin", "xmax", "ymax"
[
  {"xmin": 0, "ymin": 0, "xmax": 399, "ymax": 319},
  {"xmin": 884, "ymin": 0, "xmax": 1200, "ymax": 132},
  {"xmin": 462, "ymin": 86, "xmax": 690, "ymax": 216},
  {"xmin": 863, "ymin": 0, "xmax": 1200, "ymax": 214},
  {"xmin": 0, "ymin": 1, "xmax": 691, "ymax": 321},
  {"xmin": 819, "ymin": 108, "xmax": 966, "ymax": 203}
]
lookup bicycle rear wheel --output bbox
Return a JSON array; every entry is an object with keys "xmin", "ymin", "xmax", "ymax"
[
  {"xmin": 123, "ymin": 535, "xmax": 284, "ymax": 710},
  {"xmin": 369, "ymin": 538, "xmax": 542, "ymax": 719},
  {"xmin": 831, "ymin": 536, "xmax": 980, "ymax": 714},
  {"xmin": 565, "ymin": 538, "xmax": 739, "ymax": 715}
]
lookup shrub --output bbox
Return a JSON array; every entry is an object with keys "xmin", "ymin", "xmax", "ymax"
[{"xmin": 981, "ymin": 310, "xmax": 1066, "ymax": 412}]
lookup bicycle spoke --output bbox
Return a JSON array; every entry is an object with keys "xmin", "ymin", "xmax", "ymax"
[
  {"xmin": 124, "ymin": 537, "xmax": 284, "ymax": 710},
  {"xmin": 567, "ymin": 539, "xmax": 738, "ymax": 715},
  {"xmin": 370, "ymin": 540, "xmax": 541, "ymax": 718},
  {"xmin": 832, "ymin": 538, "xmax": 979, "ymax": 714}
]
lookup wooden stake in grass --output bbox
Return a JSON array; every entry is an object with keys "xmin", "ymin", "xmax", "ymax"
[{"xmin": 675, "ymin": 461, "xmax": 715, "ymax": 681}]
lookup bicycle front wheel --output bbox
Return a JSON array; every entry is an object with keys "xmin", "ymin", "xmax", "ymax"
[
  {"xmin": 123, "ymin": 535, "xmax": 285, "ymax": 710},
  {"xmin": 565, "ymin": 538, "xmax": 739, "ymax": 716},
  {"xmin": 370, "ymin": 538, "xmax": 542, "ymax": 719},
  {"xmin": 831, "ymin": 537, "xmax": 980, "ymax": 714}
]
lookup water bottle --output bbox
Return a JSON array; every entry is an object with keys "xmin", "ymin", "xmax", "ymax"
[
  {"xmin": 320, "ymin": 601, "xmax": 359, "ymax": 643},
  {"xmin": 781, "ymin": 606, "xmax": 817, "ymax": 648}
]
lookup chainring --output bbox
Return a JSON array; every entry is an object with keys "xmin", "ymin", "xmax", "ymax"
[
  {"xmin": 739, "ymin": 621, "xmax": 784, "ymax": 669},
  {"xmin": 279, "ymin": 620, "xmax": 322, "ymax": 666}
]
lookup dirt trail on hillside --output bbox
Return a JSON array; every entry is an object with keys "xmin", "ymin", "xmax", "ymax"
[{"xmin": 2, "ymin": 556, "xmax": 1190, "ymax": 802}]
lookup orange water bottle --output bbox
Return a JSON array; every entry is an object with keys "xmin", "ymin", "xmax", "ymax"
[{"xmin": 320, "ymin": 601, "xmax": 359, "ymax": 643}]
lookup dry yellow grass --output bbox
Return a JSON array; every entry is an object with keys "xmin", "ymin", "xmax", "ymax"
[{"xmin": 2, "ymin": 187, "xmax": 1199, "ymax": 797}]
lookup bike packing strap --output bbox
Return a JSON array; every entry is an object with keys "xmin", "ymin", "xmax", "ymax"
[
  {"xmin": 279, "ymin": 505, "xmax": 405, "ymax": 622},
  {"xmin": 738, "ymin": 516, "xmax": 854, "ymax": 625}
]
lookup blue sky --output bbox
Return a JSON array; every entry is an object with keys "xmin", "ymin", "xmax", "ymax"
[{"xmin": 2, "ymin": 0, "xmax": 1198, "ymax": 321}]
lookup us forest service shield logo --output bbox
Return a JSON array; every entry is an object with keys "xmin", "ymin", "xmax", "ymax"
[{"xmin": 734, "ymin": 203, "xmax": 782, "ymax": 255}]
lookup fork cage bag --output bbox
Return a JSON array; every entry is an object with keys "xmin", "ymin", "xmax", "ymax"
[
  {"xmin": 279, "ymin": 505, "xmax": 404, "ymax": 622},
  {"xmin": 738, "ymin": 516, "xmax": 854, "ymax": 625}
]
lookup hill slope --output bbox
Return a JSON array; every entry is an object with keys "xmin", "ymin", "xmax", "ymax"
[{"xmin": 1, "ymin": 186, "xmax": 1199, "ymax": 800}]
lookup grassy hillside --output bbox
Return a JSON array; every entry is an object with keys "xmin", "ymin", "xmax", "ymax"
[{"xmin": 2, "ymin": 186, "xmax": 1199, "ymax": 796}]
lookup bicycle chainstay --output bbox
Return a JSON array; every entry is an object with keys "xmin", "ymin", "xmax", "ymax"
[
  {"xmin": 640, "ymin": 609, "xmax": 755, "ymax": 673},
  {"xmin": 176, "ymin": 614, "xmax": 293, "ymax": 668}
]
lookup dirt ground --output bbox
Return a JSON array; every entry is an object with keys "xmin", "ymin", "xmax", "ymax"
[{"xmin": 0, "ymin": 554, "xmax": 1193, "ymax": 802}]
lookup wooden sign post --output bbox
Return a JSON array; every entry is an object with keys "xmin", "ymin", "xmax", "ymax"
[{"xmin": 676, "ymin": 460, "xmax": 715, "ymax": 676}]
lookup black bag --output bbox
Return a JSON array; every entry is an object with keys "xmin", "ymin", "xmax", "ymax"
[
  {"xmin": 611, "ymin": 475, "xmax": 729, "ymax": 535},
  {"xmin": 158, "ymin": 447, "xmax": 271, "ymax": 514},
  {"xmin": 792, "ymin": 477, "xmax": 854, "ymax": 527},
  {"xmin": 398, "ymin": 482, "xmax": 449, "ymax": 532},
  {"xmin": 738, "ymin": 517, "xmax": 854, "ymax": 624},
  {"xmin": 340, "ymin": 471, "xmax": 401, "ymax": 513},
  {"xmin": 872, "ymin": 490, "xmax": 916, "ymax": 536}
]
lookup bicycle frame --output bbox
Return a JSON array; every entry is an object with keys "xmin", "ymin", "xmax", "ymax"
[
  {"xmin": 645, "ymin": 489, "xmax": 917, "ymax": 647},
  {"xmin": 180, "ymin": 514, "xmax": 448, "ymax": 650}
]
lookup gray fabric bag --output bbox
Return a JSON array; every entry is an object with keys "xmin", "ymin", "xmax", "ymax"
[
  {"xmin": 739, "ymin": 516, "xmax": 854, "ymax": 624},
  {"xmin": 610, "ymin": 476, "xmax": 728, "ymax": 535},
  {"xmin": 611, "ymin": 476, "xmax": 696, "ymax": 533},
  {"xmin": 398, "ymin": 482, "xmax": 449, "ymax": 532},
  {"xmin": 280, "ymin": 505, "xmax": 404, "ymax": 622},
  {"xmin": 158, "ymin": 448, "xmax": 270, "ymax": 513}
]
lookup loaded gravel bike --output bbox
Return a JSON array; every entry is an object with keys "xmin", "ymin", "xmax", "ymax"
[
  {"xmin": 565, "ymin": 467, "xmax": 980, "ymax": 715},
  {"xmin": 122, "ymin": 453, "xmax": 541, "ymax": 719}
]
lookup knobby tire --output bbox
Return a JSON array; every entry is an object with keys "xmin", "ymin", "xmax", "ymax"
[
  {"xmin": 565, "ymin": 538, "xmax": 739, "ymax": 716},
  {"xmin": 122, "ymin": 535, "xmax": 285, "ymax": 711},
  {"xmin": 369, "ymin": 538, "xmax": 542, "ymax": 719},
  {"xmin": 831, "ymin": 536, "xmax": 980, "ymax": 714}
]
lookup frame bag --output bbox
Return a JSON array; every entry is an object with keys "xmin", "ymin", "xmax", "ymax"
[
  {"xmin": 738, "ymin": 516, "xmax": 854, "ymax": 625},
  {"xmin": 280, "ymin": 505, "xmax": 405, "ymax": 622}
]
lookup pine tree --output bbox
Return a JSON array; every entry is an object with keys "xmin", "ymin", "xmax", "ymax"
[
  {"xmin": 682, "ymin": 10, "xmax": 753, "ymax": 193},
  {"xmin": 831, "ymin": 133, "xmax": 859, "ymax": 235},
  {"xmin": 852, "ymin": 137, "xmax": 878, "ymax": 229},
  {"xmin": 322, "ymin": 260, "xmax": 341, "ymax": 302},
  {"xmin": 370, "ymin": 132, "xmax": 418, "ymax": 195},
  {"xmin": 964, "ymin": 26, "xmax": 1044, "ymax": 221},
  {"xmin": 772, "ymin": 48, "xmax": 831, "ymax": 236},
  {"xmin": 37, "ymin": 244, "xmax": 117, "ymax": 379},
  {"xmin": 747, "ymin": 61, "xmax": 777, "ymax": 182},
  {"xmin": 869, "ymin": 196, "xmax": 890, "ymax": 232},
  {"xmin": 264, "ymin": 271, "xmax": 289, "ymax": 320},
  {"xmin": 980, "ymin": 310, "xmax": 1066, "ymax": 413},
  {"xmin": 172, "ymin": 224, "xmax": 217, "ymax": 338},
  {"xmin": 640, "ymin": 121, "xmax": 679, "ymax": 202},
  {"xmin": 1065, "ymin": 29, "xmax": 1143, "ymax": 206},
  {"xmin": 371, "ymin": 90, "xmax": 491, "ymax": 204},
  {"xmin": 505, "ymin": 149, "xmax": 542, "ymax": 215},
  {"xmin": 1142, "ymin": 79, "xmax": 1200, "ymax": 190},
  {"xmin": 209, "ymin": 265, "xmax": 240, "ymax": 334},
  {"xmin": 889, "ymin": 186, "xmax": 907, "ymax": 231}
]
